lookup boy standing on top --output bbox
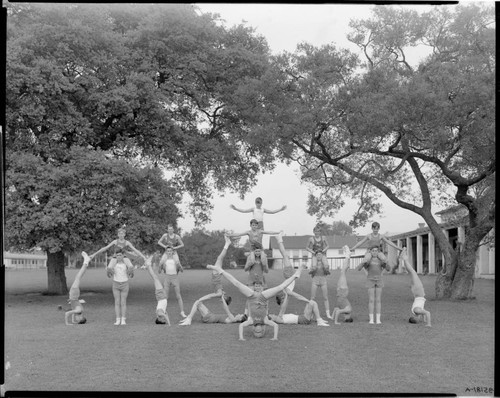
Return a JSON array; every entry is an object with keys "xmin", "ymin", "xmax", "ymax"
[{"xmin": 230, "ymin": 197, "xmax": 286, "ymax": 230}]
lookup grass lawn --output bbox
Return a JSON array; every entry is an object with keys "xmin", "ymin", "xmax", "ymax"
[{"xmin": 3, "ymin": 266, "xmax": 495, "ymax": 395}]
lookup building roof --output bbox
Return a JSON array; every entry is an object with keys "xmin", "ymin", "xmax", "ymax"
[
  {"xmin": 4, "ymin": 252, "xmax": 47, "ymax": 259},
  {"xmin": 269, "ymin": 235, "xmax": 367, "ymax": 250},
  {"xmin": 388, "ymin": 219, "xmax": 467, "ymax": 240},
  {"xmin": 435, "ymin": 204, "xmax": 468, "ymax": 216}
]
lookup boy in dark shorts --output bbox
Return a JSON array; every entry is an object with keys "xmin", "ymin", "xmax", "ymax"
[
  {"xmin": 144, "ymin": 257, "xmax": 170, "ymax": 325},
  {"xmin": 357, "ymin": 245, "xmax": 391, "ymax": 324},
  {"xmin": 226, "ymin": 220, "xmax": 280, "ymax": 277}
]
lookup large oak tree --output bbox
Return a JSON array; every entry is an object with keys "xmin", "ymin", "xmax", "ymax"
[
  {"xmin": 5, "ymin": 3, "xmax": 275, "ymax": 293},
  {"xmin": 253, "ymin": 4, "xmax": 495, "ymax": 299}
]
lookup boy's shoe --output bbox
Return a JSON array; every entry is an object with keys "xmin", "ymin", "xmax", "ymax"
[{"xmin": 81, "ymin": 251, "xmax": 91, "ymax": 264}]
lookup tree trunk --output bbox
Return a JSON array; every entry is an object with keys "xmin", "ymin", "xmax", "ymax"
[
  {"xmin": 423, "ymin": 214, "xmax": 457, "ymax": 299},
  {"xmin": 435, "ymin": 272, "xmax": 453, "ymax": 298},
  {"xmin": 450, "ymin": 235, "xmax": 481, "ymax": 299},
  {"xmin": 450, "ymin": 255, "xmax": 476, "ymax": 299},
  {"xmin": 46, "ymin": 250, "xmax": 68, "ymax": 295}
]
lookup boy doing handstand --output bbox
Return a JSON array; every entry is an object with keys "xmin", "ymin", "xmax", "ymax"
[
  {"xmin": 206, "ymin": 262, "xmax": 305, "ymax": 341},
  {"xmin": 144, "ymin": 257, "xmax": 171, "ymax": 325},
  {"xmin": 65, "ymin": 252, "xmax": 91, "ymax": 325},
  {"xmin": 400, "ymin": 248, "xmax": 431, "ymax": 327},
  {"xmin": 332, "ymin": 245, "xmax": 353, "ymax": 324}
]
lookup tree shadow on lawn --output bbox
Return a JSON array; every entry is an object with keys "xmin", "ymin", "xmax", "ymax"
[{"xmin": 4, "ymin": 268, "xmax": 495, "ymax": 395}]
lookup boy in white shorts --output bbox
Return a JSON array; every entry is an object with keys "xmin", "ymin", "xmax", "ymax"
[
  {"xmin": 400, "ymin": 248, "xmax": 431, "ymax": 327},
  {"xmin": 269, "ymin": 289, "xmax": 329, "ymax": 326},
  {"xmin": 159, "ymin": 246, "xmax": 186, "ymax": 318},
  {"xmin": 107, "ymin": 249, "xmax": 135, "ymax": 325},
  {"xmin": 179, "ymin": 293, "xmax": 246, "ymax": 325}
]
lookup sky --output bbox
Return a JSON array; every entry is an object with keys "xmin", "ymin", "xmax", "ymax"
[{"xmin": 177, "ymin": 3, "xmax": 459, "ymax": 238}]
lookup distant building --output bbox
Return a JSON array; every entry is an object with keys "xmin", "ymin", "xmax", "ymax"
[
  {"xmin": 387, "ymin": 206, "xmax": 495, "ymax": 278},
  {"xmin": 269, "ymin": 235, "xmax": 370, "ymax": 270},
  {"xmin": 4, "ymin": 251, "xmax": 47, "ymax": 269}
]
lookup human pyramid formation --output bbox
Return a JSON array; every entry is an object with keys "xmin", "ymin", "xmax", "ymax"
[{"xmin": 64, "ymin": 197, "xmax": 431, "ymax": 339}]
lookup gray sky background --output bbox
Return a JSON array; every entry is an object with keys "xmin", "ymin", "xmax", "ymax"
[{"xmin": 177, "ymin": 3, "xmax": 461, "ymax": 237}]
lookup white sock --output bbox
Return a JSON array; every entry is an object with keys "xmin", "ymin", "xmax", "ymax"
[
  {"xmin": 114, "ymin": 318, "xmax": 120, "ymax": 325},
  {"xmin": 369, "ymin": 314, "xmax": 374, "ymax": 323},
  {"xmin": 121, "ymin": 317, "xmax": 126, "ymax": 325},
  {"xmin": 376, "ymin": 314, "xmax": 381, "ymax": 324}
]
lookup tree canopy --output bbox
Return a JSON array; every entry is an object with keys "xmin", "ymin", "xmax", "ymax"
[
  {"xmin": 5, "ymin": 3, "xmax": 494, "ymax": 299},
  {"xmin": 248, "ymin": 4, "xmax": 495, "ymax": 298},
  {"xmin": 6, "ymin": 3, "xmax": 276, "ymax": 224},
  {"xmin": 5, "ymin": 3, "xmax": 277, "ymax": 293}
]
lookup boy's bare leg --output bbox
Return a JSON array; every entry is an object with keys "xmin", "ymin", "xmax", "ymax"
[
  {"xmin": 400, "ymin": 249, "xmax": 426, "ymax": 296},
  {"xmin": 263, "ymin": 317, "xmax": 279, "ymax": 340},
  {"xmin": 215, "ymin": 236, "xmax": 232, "ymax": 268},
  {"xmin": 368, "ymin": 288, "xmax": 375, "ymax": 323},
  {"xmin": 333, "ymin": 308, "xmax": 340, "ymax": 324},
  {"xmin": 207, "ymin": 264, "xmax": 254, "ymax": 298},
  {"xmin": 414, "ymin": 307, "xmax": 431, "ymax": 327},
  {"xmin": 145, "ymin": 257, "xmax": 164, "ymax": 290},
  {"xmin": 375, "ymin": 287, "xmax": 382, "ymax": 324},
  {"xmin": 239, "ymin": 319, "xmax": 253, "ymax": 341},
  {"xmin": 278, "ymin": 292, "xmax": 289, "ymax": 317},
  {"xmin": 72, "ymin": 252, "xmax": 91, "ymax": 288},
  {"xmin": 277, "ymin": 231, "xmax": 294, "ymax": 271},
  {"xmin": 180, "ymin": 301, "xmax": 203, "ymax": 325},
  {"xmin": 337, "ymin": 271, "xmax": 347, "ymax": 290},
  {"xmin": 320, "ymin": 284, "xmax": 332, "ymax": 319},
  {"xmin": 262, "ymin": 265, "xmax": 304, "ymax": 300}
]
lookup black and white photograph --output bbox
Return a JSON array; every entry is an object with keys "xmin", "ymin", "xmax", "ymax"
[{"xmin": 2, "ymin": 2, "xmax": 495, "ymax": 396}]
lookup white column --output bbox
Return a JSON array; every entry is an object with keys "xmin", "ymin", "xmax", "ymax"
[
  {"xmin": 441, "ymin": 229, "xmax": 449, "ymax": 269},
  {"xmin": 428, "ymin": 233, "xmax": 436, "ymax": 274},
  {"xmin": 386, "ymin": 243, "xmax": 396, "ymax": 271},
  {"xmin": 416, "ymin": 235, "xmax": 423, "ymax": 274},
  {"xmin": 488, "ymin": 246, "xmax": 495, "ymax": 274},
  {"xmin": 457, "ymin": 226, "xmax": 466, "ymax": 252},
  {"xmin": 478, "ymin": 245, "xmax": 489, "ymax": 276},
  {"xmin": 396, "ymin": 239, "xmax": 404, "ymax": 273},
  {"xmin": 406, "ymin": 237, "xmax": 413, "ymax": 270}
]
